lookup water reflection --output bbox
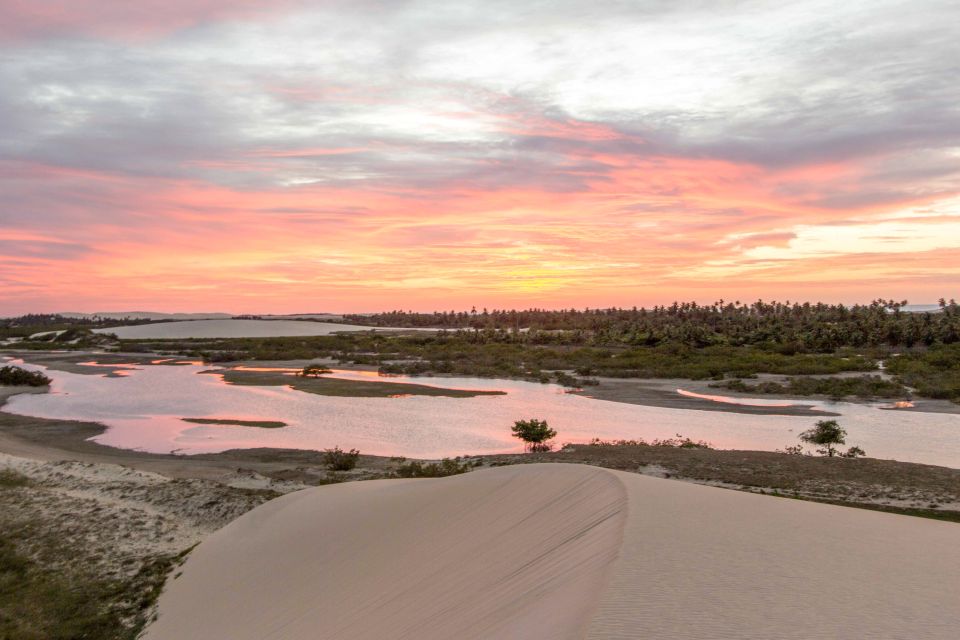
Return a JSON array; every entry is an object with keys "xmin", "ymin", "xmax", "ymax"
[{"xmin": 2, "ymin": 359, "xmax": 959, "ymax": 467}]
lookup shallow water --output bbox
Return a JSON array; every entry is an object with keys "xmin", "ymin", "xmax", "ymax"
[{"xmin": 3, "ymin": 358, "xmax": 959, "ymax": 467}]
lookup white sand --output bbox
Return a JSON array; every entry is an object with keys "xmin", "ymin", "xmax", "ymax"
[
  {"xmin": 144, "ymin": 464, "xmax": 960, "ymax": 639},
  {"xmin": 93, "ymin": 319, "xmax": 398, "ymax": 339}
]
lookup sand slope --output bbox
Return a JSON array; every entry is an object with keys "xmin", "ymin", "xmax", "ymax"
[{"xmin": 144, "ymin": 464, "xmax": 960, "ymax": 639}]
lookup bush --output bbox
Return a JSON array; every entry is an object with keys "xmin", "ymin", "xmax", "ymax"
[
  {"xmin": 511, "ymin": 419, "xmax": 557, "ymax": 452},
  {"xmin": 323, "ymin": 446, "xmax": 360, "ymax": 471},
  {"xmin": 395, "ymin": 458, "xmax": 472, "ymax": 478},
  {"xmin": 587, "ymin": 434, "xmax": 713, "ymax": 449},
  {"xmin": 300, "ymin": 364, "xmax": 333, "ymax": 377},
  {"xmin": 0, "ymin": 365, "xmax": 51, "ymax": 387}
]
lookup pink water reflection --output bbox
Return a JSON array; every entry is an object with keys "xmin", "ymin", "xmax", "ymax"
[{"xmin": 3, "ymin": 360, "xmax": 959, "ymax": 467}]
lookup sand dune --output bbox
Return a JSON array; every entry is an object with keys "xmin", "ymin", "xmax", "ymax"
[{"xmin": 144, "ymin": 464, "xmax": 960, "ymax": 639}]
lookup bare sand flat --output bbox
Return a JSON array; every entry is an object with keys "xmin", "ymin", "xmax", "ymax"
[{"xmin": 144, "ymin": 464, "xmax": 959, "ymax": 639}]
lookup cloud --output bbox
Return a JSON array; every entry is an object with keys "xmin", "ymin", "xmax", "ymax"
[{"xmin": 1, "ymin": 0, "xmax": 959, "ymax": 313}]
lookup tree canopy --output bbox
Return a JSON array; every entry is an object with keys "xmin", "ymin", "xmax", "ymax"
[{"xmin": 511, "ymin": 419, "xmax": 557, "ymax": 452}]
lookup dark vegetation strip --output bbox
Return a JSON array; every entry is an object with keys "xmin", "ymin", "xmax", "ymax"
[
  {"xmin": 712, "ymin": 374, "xmax": 909, "ymax": 399},
  {"xmin": 181, "ymin": 418, "xmax": 287, "ymax": 428},
  {"xmin": 214, "ymin": 369, "xmax": 504, "ymax": 398}
]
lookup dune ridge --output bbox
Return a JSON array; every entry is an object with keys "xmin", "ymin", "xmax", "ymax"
[
  {"xmin": 144, "ymin": 464, "xmax": 627, "ymax": 639},
  {"xmin": 145, "ymin": 464, "xmax": 960, "ymax": 639}
]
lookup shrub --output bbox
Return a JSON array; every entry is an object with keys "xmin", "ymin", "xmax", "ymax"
[
  {"xmin": 511, "ymin": 418, "xmax": 557, "ymax": 452},
  {"xmin": 586, "ymin": 434, "xmax": 713, "ymax": 449},
  {"xmin": 395, "ymin": 458, "xmax": 471, "ymax": 478},
  {"xmin": 323, "ymin": 446, "xmax": 360, "ymax": 471},
  {"xmin": 0, "ymin": 365, "xmax": 51, "ymax": 387},
  {"xmin": 300, "ymin": 364, "xmax": 333, "ymax": 377}
]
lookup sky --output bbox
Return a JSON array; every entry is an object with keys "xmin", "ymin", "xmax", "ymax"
[{"xmin": 1, "ymin": 0, "xmax": 958, "ymax": 314}]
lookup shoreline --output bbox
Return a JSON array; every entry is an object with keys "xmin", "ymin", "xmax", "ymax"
[{"xmin": 2, "ymin": 386, "xmax": 959, "ymax": 519}]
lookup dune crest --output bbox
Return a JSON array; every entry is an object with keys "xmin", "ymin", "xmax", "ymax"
[
  {"xmin": 145, "ymin": 464, "xmax": 960, "ymax": 639},
  {"xmin": 144, "ymin": 464, "xmax": 627, "ymax": 639}
]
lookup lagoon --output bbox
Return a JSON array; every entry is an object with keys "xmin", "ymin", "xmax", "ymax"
[{"xmin": 3, "ymin": 358, "xmax": 959, "ymax": 467}]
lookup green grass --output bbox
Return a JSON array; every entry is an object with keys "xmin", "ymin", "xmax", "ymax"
[{"xmin": 181, "ymin": 418, "xmax": 287, "ymax": 428}]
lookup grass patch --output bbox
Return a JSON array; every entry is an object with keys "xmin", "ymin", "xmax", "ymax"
[
  {"xmin": 182, "ymin": 418, "xmax": 287, "ymax": 429},
  {"xmin": 0, "ymin": 532, "xmax": 190, "ymax": 640}
]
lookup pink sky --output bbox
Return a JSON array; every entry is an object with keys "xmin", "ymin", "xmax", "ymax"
[{"xmin": 1, "ymin": 1, "xmax": 958, "ymax": 314}]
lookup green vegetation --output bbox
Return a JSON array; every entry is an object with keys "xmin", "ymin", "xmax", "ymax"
[
  {"xmin": 0, "ymin": 365, "xmax": 51, "ymax": 387},
  {"xmin": 511, "ymin": 419, "xmax": 557, "ymax": 452},
  {"xmin": 714, "ymin": 375, "xmax": 908, "ymax": 400},
  {"xmin": 884, "ymin": 343, "xmax": 960, "ymax": 403},
  {"xmin": 181, "ymin": 418, "xmax": 287, "ymax": 428},
  {"xmin": 0, "ymin": 313, "xmax": 146, "ymax": 340},
  {"xmin": 7, "ymin": 299, "xmax": 959, "ymax": 403},
  {"xmin": 347, "ymin": 298, "xmax": 959, "ymax": 350},
  {"xmin": 0, "ymin": 522, "xmax": 189, "ymax": 640},
  {"xmin": 394, "ymin": 458, "xmax": 475, "ymax": 477},
  {"xmin": 798, "ymin": 420, "xmax": 864, "ymax": 458},
  {"xmin": 323, "ymin": 446, "xmax": 360, "ymax": 471},
  {"xmin": 586, "ymin": 434, "xmax": 713, "ymax": 449},
  {"xmin": 299, "ymin": 364, "xmax": 333, "ymax": 377}
]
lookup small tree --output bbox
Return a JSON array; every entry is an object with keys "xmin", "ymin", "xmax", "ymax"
[
  {"xmin": 511, "ymin": 419, "xmax": 557, "ymax": 452},
  {"xmin": 300, "ymin": 364, "xmax": 333, "ymax": 378},
  {"xmin": 799, "ymin": 420, "xmax": 852, "ymax": 457}
]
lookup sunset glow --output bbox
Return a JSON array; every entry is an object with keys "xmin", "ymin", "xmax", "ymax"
[{"xmin": 2, "ymin": 1, "xmax": 958, "ymax": 313}]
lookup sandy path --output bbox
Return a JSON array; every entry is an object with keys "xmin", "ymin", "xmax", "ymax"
[{"xmin": 144, "ymin": 463, "xmax": 960, "ymax": 639}]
